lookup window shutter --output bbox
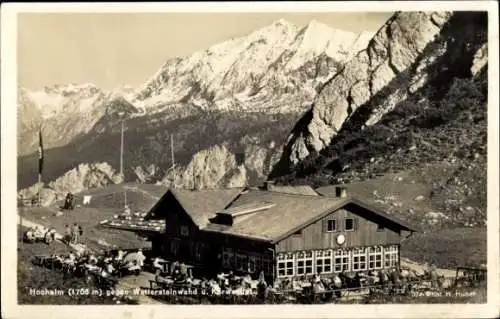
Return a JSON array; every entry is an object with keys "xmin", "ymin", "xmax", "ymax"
[
  {"xmin": 354, "ymin": 218, "xmax": 359, "ymax": 230},
  {"xmin": 322, "ymin": 219, "xmax": 328, "ymax": 232}
]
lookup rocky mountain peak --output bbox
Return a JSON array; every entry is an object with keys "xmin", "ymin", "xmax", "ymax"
[
  {"xmin": 131, "ymin": 18, "xmax": 374, "ymax": 114},
  {"xmin": 274, "ymin": 11, "xmax": 455, "ymax": 167},
  {"xmin": 273, "ymin": 18, "xmax": 294, "ymax": 27},
  {"xmin": 43, "ymin": 83, "xmax": 101, "ymax": 96}
]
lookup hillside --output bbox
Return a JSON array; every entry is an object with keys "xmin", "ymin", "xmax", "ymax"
[
  {"xmin": 270, "ymin": 11, "xmax": 488, "ymax": 228},
  {"xmin": 18, "ymin": 19, "xmax": 377, "ymax": 191},
  {"xmin": 18, "ymin": 110, "xmax": 299, "ymax": 191}
]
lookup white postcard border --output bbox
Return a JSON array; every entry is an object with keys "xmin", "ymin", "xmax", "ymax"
[{"xmin": 1, "ymin": 2, "xmax": 499, "ymax": 319}]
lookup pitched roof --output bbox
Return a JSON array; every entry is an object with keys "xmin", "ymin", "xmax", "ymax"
[
  {"xmin": 148, "ymin": 185, "xmax": 420, "ymax": 241},
  {"xmin": 267, "ymin": 185, "xmax": 319, "ymax": 196},
  {"xmin": 170, "ymin": 187, "xmax": 245, "ymax": 228},
  {"xmin": 202, "ymin": 189, "xmax": 421, "ymax": 242},
  {"xmin": 202, "ymin": 189, "xmax": 341, "ymax": 241}
]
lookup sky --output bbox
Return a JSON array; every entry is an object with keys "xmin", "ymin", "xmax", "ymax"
[{"xmin": 18, "ymin": 12, "xmax": 393, "ymax": 91}]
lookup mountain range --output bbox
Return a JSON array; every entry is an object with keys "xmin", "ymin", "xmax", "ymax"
[{"xmin": 18, "ymin": 19, "xmax": 375, "ymax": 191}]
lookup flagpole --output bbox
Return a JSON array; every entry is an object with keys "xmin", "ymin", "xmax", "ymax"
[
  {"xmin": 120, "ymin": 115, "xmax": 127, "ymax": 212},
  {"xmin": 120, "ymin": 118, "xmax": 124, "ymax": 177},
  {"xmin": 19, "ymin": 194, "xmax": 24, "ymax": 237},
  {"xmin": 171, "ymin": 134, "xmax": 176, "ymax": 188},
  {"xmin": 38, "ymin": 126, "xmax": 43, "ymax": 207},
  {"xmin": 38, "ymin": 173, "xmax": 41, "ymax": 207}
]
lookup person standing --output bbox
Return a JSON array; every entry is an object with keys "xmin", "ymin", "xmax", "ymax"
[
  {"xmin": 256, "ymin": 271, "xmax": 268, "ymax": 301},
  {"xmin": 136, "ymin": 249, "xmax": 146, "ymax": 268},
  {"xmin": 71, "ymin": 223, "xmax": 79, "ymax": 244},
  {"xmin": 429, "ymin": 264, "xmax": 438, "ymax": 289},
  {"xmin": 64, "ymin": 193, "xmax": 70, "ymax": 209},
  {"xmin": 64, "ymin": 225, "xmax": 71, "ymax": 244}
]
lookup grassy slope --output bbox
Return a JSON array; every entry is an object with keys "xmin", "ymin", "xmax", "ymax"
[
  {"xmin": 17, "ymin": 226, "xmax": 116, "ymax": 304},
  {"xmin": 16, "ymin": 185, "xmax": 163, "ymax": 305},
  {"xmin": 20, "ymin": 184, "xmax": 166, "ymax": 251},
  {"xmin": 401, "ymin": 227, "xmax": 486, "ymax": 269},
  {"xmin": 317, "ymin": 172, "xmax": 487, "ymax": 269}
]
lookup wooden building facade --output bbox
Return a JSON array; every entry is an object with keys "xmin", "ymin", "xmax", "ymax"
[{"xmin": 141, "ymin": 185, "xmax": 419, "ymax": 282}]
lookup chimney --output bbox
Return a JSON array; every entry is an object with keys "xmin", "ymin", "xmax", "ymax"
[
  {"xmin": 335, "ymin": 186, "xmax": 348, "ymax": 198},
  {"xmin": 264, "ymin": 180, "xmax": 275, "ymax": 190}
]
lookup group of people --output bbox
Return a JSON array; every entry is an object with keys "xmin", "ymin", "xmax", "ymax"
[
  {"xmin": 150, "ymin": 261, "xmax": 445, "ymax": 302},
  {"xmin": 35, "ymin": 248, "xmax": 148, "ymax": 286},
  {"xmin": 18, "ymin": 193, "xmax": 41, "ymax": 207},
  {"xmin": 153, "ymin": 266, "xmax": 270, "ymax": 299},
  {"xmin": 153, "ymin": 259, "xmax": 194, "ymax": 286},
  {"xmin": 23, "ymin": 226, "xmax": 57, "ymax": 244},
  {"xmin": 64, "ymin": 223, "xmax": 83, "ymax": 245},
  {"xmin": 271, "ymin": 266, "xmax": 443, "ymax": 298}
]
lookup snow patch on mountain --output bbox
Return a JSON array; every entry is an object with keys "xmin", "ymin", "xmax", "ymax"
[{"xmin": 133, "ymin": 19, "xmax": 375, "ymax": 114}]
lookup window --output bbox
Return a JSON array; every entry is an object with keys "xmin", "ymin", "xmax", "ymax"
[
  {"xmin": 180, "ymin": 226, "xmax": 189, "ymax": 236},
  {"xmin": 377, "ymin": 224, "xmax": 385, "ymax": 232},
  {"xmin": 327, "ymin": 219, "xmax": 337, "ymax": 232},
  {"xmin": 296, "ymin": 251, "xmax": 314, "ymax": 276},
  {"xmin": 235, "ymin": 252, "xmax": 248, "ymax": 272},
  {"xmin": 352, "ymin": 248, "xmax": 367, "ymax": 271},
  {"xmin": 345, "ymin": 218, "xmax": 355, "ymax": 231},
  {"xmin": 368, "ymin": 246, "xmax": 383, "ymax": 269},
  {"xmin": 222, "ymin": 248, "xmax": 234, "ymax": 269},
  {"xmin": 261, "ymin": 254, "xmax": 273, "ymax": 275},
  {"xmin": 248, "ymin": 254, "xmax": 257, "ymax": 273},
  {"xmin": 277, "ymin": 253, "xmax": 294, "ymax": 278},
  {"xmin": 384, "ymin": 245, "xmax": 399, "ymax": 268},
  {"xmin": 315, "ymin": 250, "xmax": 332, "ymax": 274},
  {"xmin": 333, "ymin": 249, "xmax": 351, "ymax": 272},
  {"xmin": 170, "ymin": 239, "xmax": 180, "ymax": 256},
  {"xmin": 195, "ymin": 242, "xmax": 205, "ymax": 261}
]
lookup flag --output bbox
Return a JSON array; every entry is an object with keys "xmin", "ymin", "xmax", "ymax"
[{"xmin": 38, "ymin": 128, "xmax": 44, "ymax": 175}]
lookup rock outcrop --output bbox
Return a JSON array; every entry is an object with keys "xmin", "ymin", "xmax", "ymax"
[
  {"xmin": 133, "ymin": 164, "xmax": 162, "ymax": 184},
  {"xmin": 276, "ymin": 11, "xmax": 454, "ymax": 168},
  {"xmin": 270, "ymin": 11, "xmax": 488, "ymax": 228},
  {"xmin": 19, "ymin": 162, "xmax": 123, "ymax": 206},
  {"xmin": 471, "ymin": 43, "xmax": 488, "ymax": 76},
  {"xmin": 158, "ymin": 137, "xmax": 282, "ymax": 189}
]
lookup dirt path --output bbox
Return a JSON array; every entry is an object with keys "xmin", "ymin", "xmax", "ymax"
[
  {"xmin": 116, "ymin": 272, "xmax": 164, "ymax": 305},
  {"xmin": 122, "ymin": 185, "xmax": 161, "ymax": 201}
]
